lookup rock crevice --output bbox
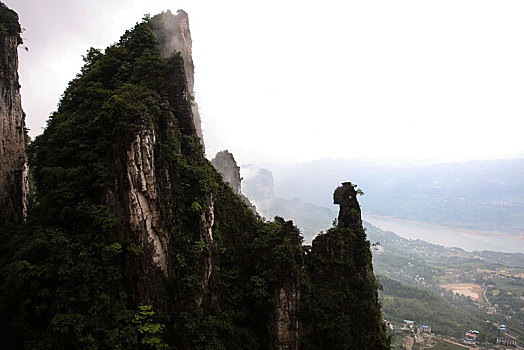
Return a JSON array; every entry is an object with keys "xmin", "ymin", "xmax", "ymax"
[{"xmin": 126, "ymin": 129, "xmax": 170, "ymax": 275}]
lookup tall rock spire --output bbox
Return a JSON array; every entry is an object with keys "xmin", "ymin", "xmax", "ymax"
[
  {"xmin": 333, "ymin": 181, "xmax": 362, "ymax": 229},
  {"xmin": 211, "ymin": 150, "xmax": 257, "ymax": 212},
  {"xmin": 0, "ymin": 2, "xmax": 29, "ymax": 225},
  {"xmin": 150, "ymin": 10, "xmax": 204, "ymax": 147},
  {"xmin": 304, "ymin": 182, "xmax": 390, "ymax": 349},
  {"xmin": 211, "ymin": 150, "xmax": 242, "ymax": 195}
]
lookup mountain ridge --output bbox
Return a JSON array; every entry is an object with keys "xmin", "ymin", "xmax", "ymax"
[{"xmin": 0, "ymin": 7, "xmax": 389, "ymax": 349}]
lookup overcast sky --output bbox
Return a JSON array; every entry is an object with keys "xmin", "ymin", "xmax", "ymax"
[{"xmin": 6, "ymin": 0, "xmax": 524, "ymax": 165}]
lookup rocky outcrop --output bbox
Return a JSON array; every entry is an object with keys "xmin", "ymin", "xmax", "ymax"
[
  {"xmin": 125, "ymin": 129, "xmax": 170, "ymax": 274},
  {"xmin": 269, "ymin": 220, "xmax": 303, "ymax": 350},
  {"xmin": 333, "ymin": 181, "xmax": 363, "ymax": 230},
  {"xmin": 0, "ymin": 4, "xmax": 29, "ymax": 225},
  {"xmin": 212, "ymin": 157, "xmax": 304, "ymax": 348},
  {"xmin": 150, "ymin": 10, "xmax": 204, "ymax": 147},
  {"xmin": 211, "ymin": 150, "xmax": 242, "ymax": 194},
  {"xmin": 0, "ymin": 8, "xmax": 390, "ymax": 348},
  {"xmin": 212, "ymin": 150, "xmax": 256, "ymax": 212},
  {"xmin": 103, "ymin": 11, "xmax": 216, "ymax": 307},
  {"xmin": 303, "ymin": 182, "xmax": 390, "ymax": 349}
]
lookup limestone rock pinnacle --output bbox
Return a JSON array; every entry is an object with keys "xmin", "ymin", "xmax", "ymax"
[{"xmin": 333, "ymin": 182, "xmax": 362, "ymax": 229}]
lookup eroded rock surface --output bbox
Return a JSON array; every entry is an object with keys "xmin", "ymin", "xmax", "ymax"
[
  {"xmin": 270, "ymin": 220, "xmax": 303, "ymax": 350},
  {"xmin": 0, "ymin": 22, "xmax": 29, "ymax": 225},
  {"xmin": 212, "ymin": 150, "xmax": 256, "ymax": 211},
  {"xmin": 151, "ymin": 10, "xmax": 204, "ymax": 147},
  {"xmin": 211, "ymin": 150, "xmax": 242, "ymax": 194},
  {"xmin": 126, "ymin": 129, "xmax": 170, "ymax": 274},
  {"xmin": 334, "ymin": 181, "xmax": 362, "ymax": 229}
]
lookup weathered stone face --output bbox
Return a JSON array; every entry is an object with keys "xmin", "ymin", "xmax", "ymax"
[
  {"xmin": 333, "ymin": 181, "xmax": 362, "ymax": 229},
  {"xmin": 150, "ymin": 10, "xmax": 204, "ymax": 147},
  {"xmin": 211, "ymin": 150, "xmax": 242, "ymax": 195},
  {"xmin": 212, "ymin": 150, "xmax": 257, "ymax": 212},
  {"xmin": 0, "ymin": 33, "xmax": 29, "ymax": 225},
  {"xmin": 125, "ymin": 129, "xmax": 169, "ymax": 275},
  {"xmin": 102, "ymin": 11, "xmax": 217, "ymax": 308},
  {"xmin": 266, "ymin": 220, "xmax": 304, "ymax": 350}
]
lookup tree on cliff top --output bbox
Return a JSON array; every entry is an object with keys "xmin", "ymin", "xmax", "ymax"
[{"xmin": 0, "ymin": 2, "xmax": 23, "ymax": 43}]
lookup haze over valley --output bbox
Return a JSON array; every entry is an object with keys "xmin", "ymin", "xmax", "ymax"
[{"xmin": 240, "ymin": 158, "xmax": 524, "ymax": 252}]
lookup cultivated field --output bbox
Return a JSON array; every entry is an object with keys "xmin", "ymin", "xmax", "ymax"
[{"xmin": 440, "ymin": 283, "xmax": 484, "ymax": 303}]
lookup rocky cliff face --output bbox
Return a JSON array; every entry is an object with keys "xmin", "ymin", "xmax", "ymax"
[
  {"xmin": 211, "ymin": 150, "xmax": 256, "ymax": 212},
  {"xmin": 0, "ymin": 3, "xmax": 29, "ymax": 225},
  {"xmin": 268, "ymin": 220, "xmax": 303, "ymax": 350},
  {"xmin": 211, "ymin": 150, "xmax": 242, "ymax": 194},
  {"xmin": 304, "ymin": 182, "xmax": 389, "ymax": 349},
  {"xmin": 91, "ymin": 11, "xmax": 217, "ymax": 309},
  {"xmin": 104, "ymin": 127, "xmax": 174, "ymax": 306},
  {"xmin": 334, "ymin": 181, "xmax": 363, "ymax": 229},
  {"xmin": 150, "ymin": 10, "xmax": 204, "ymax": 147}
]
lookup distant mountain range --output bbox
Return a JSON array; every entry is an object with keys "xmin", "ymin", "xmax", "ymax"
[
  {"xmin": 247, "ymin": 158, "xmax": 524, "ymax": 236},
  {"xmin": 241, "ymin": 164, "xmax": 335, "ymax": 243}
]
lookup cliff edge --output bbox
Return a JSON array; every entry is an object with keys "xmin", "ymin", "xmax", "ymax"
[
  {"xmin": 303, "ymin": 182, "xmax": 390, "ymax": 349},
  {"xmin": 211, "ymin": 150, "xmax": 256, "ymax": 211},
  {"xmin": 0, "ymin": 2, "xmax": 29, "ymax": 225},
  {"xmin": 150, "ymin": 10, "xmax": 204, "ymax": 147}
]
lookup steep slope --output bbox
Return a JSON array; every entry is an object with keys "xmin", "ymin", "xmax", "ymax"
[
  {"xmin": 212, "ymin": 150, "xmax": 242, "ymax": 194},
  {"xmin": 0, "ymin": 2, "xmax": 29, "ymax": 224},
  {"xmin": 0, "ymin": 10, "xmax": 389, "ymax": 350},
  {"xmin": 150, "ymin": 10, "xmax": 204, "ymax": 146},
  {"xmin": 303, "ymin": 182, "xmax": 390, "ymax": 349},
  {"xmin": 211, "ymin": 150, "xmax": 255, "ymax": 211}
]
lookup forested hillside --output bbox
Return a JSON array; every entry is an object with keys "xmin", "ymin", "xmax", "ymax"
[{"xmin": 0, "ymin": 7, "xmax": 389, "ymax": 349}]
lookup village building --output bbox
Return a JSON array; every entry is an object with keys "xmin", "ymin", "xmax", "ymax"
[
  {"xmin": 463, "ymin": 330, "xmax": 479, "ymax": 345},
  {"xmin": 420, "ymin": 325, "xmax": 432, "ymax": 333},
  {"xmin": 402, "ymin": 320, "xmax": 415, "ymax": 332},
  {"xmin": 496, "ymin": 337, "xmax": 516, "ymax": 346}
]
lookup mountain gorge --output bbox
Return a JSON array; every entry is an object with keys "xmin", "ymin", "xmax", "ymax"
[{"xmin": 0, "ymin": 5, "xmax": 389, "ymax": 349}]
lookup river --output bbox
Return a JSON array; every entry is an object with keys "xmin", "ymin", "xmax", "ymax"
[{"xmin": 363, "ymin": 215, "xmax": 524, "ymax": 253}]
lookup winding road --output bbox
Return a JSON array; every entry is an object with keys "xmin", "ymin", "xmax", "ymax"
[{"xmin": 482, "ymin": 281, "xmax": 492, "ymax": 307}]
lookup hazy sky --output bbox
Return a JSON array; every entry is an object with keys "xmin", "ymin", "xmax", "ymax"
[{"xmin": 6, "ymin": 0, "xmax": 524, "ymax": 165}]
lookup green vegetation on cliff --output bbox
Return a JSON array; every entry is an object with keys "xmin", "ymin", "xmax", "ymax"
[
  {"xmin": 305, "ymin": 225, "xmax": 389, "ymax": 349},
  {"xmin": 0, "ymin": 2, "xmax": 22, "ymax": 43},
  {"xmin": 0, "ymin": 11, "xmax": 389, "ymax": 349}
]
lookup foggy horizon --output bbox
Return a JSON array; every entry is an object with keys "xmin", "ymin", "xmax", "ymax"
[
  {"xmin": 1, "ymin": 2, "xmax": 523, "ymax": 346},
  {"xmin": 6, "ymin": 0, "xmax": 524, "ymax": 166}
]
